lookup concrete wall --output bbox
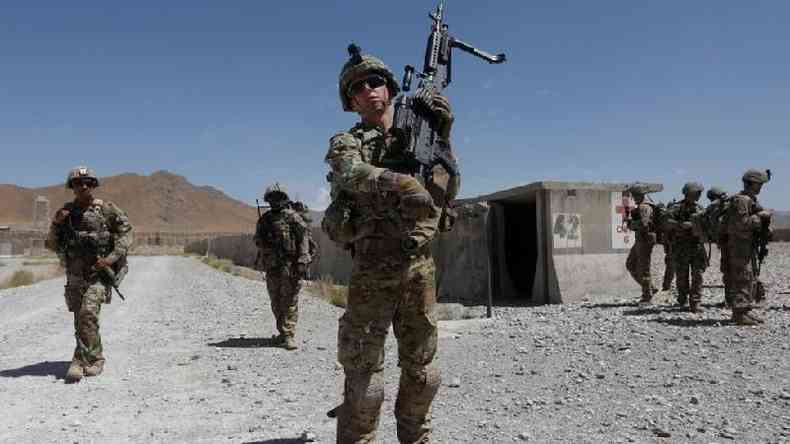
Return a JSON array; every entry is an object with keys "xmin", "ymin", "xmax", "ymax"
[
  {"xmin": 543, "ymin": 188, "xmax": 636, "ymax": 303},
  {"xmin": 433, "ymin": 203, "xmax": 490, "ymax": 305}
]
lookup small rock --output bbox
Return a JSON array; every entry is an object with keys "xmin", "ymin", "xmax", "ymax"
[
  {"xmin": 690, "ymin": 396, "xmax": 699, "ymax": 405},
  {"xmin": 720, "ymin": 428, "xmax": 737, "ymax": 439},
  {"xmin": 652, "ymin": 427, "xmax": 671, "ymax": 438},
  {"xmin": 448, "ymin": 377, "xmax": 461, "ymax": 388},
  {"xmin": 300, "ymin": 431, "xmax": 317, "ymax": 442},
  {"xmin": 517, "ymin": 432, "xmax": 530, "ymax": 441}
]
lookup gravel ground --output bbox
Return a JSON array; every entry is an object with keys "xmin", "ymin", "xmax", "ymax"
[{"xmin": 1, "ymin": 247, "xmax": 789, "ymax": 443}]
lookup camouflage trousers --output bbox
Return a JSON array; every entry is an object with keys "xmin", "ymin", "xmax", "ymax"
[
  {"xmin": 265, "ymin": 267, "xmax": 302, "ymax": 338},
  {"xmin": 337, "ymin": 246, "xmax": 439, "ymax": 444},
  {"xmin": 626, "ymin": 239, "xmax": 654, "ymax": 299},
  {"xmin": 728, "ymin": 239, "xmax": 760, "ymax": 312},
  {"xmin": 673, "ymin": 241, "xmax": 707, "ymax": 304},
  {"xmin": 65, "ymin": 281, "xmax": 107, "ymax": 365},
  {"xmin": 719, "ymin": 242, "xmax": 732, "ymax": 306},
  {"xmin": 662, "ymin": 242, "xmax": 675, "ymax": 290}
]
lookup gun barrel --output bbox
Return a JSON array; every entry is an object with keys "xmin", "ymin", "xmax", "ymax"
[{"xmin": 450, "ymin": 38, "xmax": 506, "ymax": 64}]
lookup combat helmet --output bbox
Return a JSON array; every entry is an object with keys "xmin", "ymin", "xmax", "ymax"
[
  {"xmin": 339, "ymin": 44, "xmax": 401, "ymax": 112},
  {"xmin": 682, "ymin": 182, "xmax": 704, "ymax": 195},
  {"xmin": 263, "ymin": 183, "xmax": 289, "ymax": 202},
  {"xmin": 65, "ymin": 166, "xmax": 99, "ymax": 189},
  {"xmin": 706, "ymin": 187, "xmax": 727, "ymax": 201},
  {"xmin": 742, "ymin": 169, "xmax": 771, "ymax": 184}
]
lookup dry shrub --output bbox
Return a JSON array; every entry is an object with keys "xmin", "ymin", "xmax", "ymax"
[
  {"xmin": 202, "ymin": 256, "xmax": 234, "ymax": 273},
  {"xmin": 309, "ymin": 276, "xmax": 348, "ymax": 308},
  {"xmin": 1, "ymin": 270, "xmax": 35, "ymax": 289},
  {"xmin": 22, "ymin": 258, "xmax": 59, "ymax": 266}
]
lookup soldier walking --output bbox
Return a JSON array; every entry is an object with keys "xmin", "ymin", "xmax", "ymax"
[
  {"xmin": 703, "ymin": 187, "xmax": 731, "ymax": 306},
  {"xmin": 666, "ymin": 182, "xmax": 707, "ymax": 312},
  {"xmin": 659, "ymin": 199, "xmax": 678, "ymax": 291},
  {"xmin": 625, "ymin": 184, "xmax": 658, "ymax": 304},
  {"xmin": 45, "ymin": 166, "xmax": 133, "ymax": 383},
  {"xmin": 253, "ymin": 184, "xmax": 313, "ymax": 350},
  {"xmin": 322, "ymin": 46, "xmax": 458, "ymax": 443},
  {"xmin": 725, "ymin": 169, "xmax": 772, "ymax": 325}
]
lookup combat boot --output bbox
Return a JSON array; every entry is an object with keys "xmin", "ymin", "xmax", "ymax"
[
  {"xmin": 84, "ymin": 359, "xmax": 105, "ymax": 377},
  {"xmin": 271, "ymin": 334, "xmax": 285, "ymax": 346},
  {"xmin": 688, "ymin": 301, "xmax": 700, "ymax": 313},
  {"xmin": 732, "ymin": 310, "xmax": 763, "ymax": 326},
  {"xmin": 65, "ymin": 359, "xmax": 84, "ymax": 383},
  {"xmin": 283, "ymin": 336, "xmax": 298, "ymax": 351}
]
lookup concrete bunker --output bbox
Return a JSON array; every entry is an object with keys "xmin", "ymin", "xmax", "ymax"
[{"xmin": 455, "ymin": 181, "xmax": 663, "ymax": 305}]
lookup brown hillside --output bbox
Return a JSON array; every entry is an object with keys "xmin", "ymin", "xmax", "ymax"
[{"xmin": 0, "ymin": 171, "xmax": 257, "ymax": 233}]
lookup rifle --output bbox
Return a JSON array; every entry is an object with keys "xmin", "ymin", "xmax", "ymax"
[
  {"xmin": 57, "ymin": 212, "xmax": 126, "ymax": 301},
  {"xmin": 388, "ymin": 1, "xmax": 506, "ymax": 189},
  {"xmin": 254, "ymin": 199, "xmax": 271, "ymax": 271}
]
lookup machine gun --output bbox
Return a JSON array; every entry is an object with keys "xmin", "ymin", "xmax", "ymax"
[
  {"xmin": 57, "ymin": 214, "xmax": 127, "ymax": 301},
  {"xmin": 387, "ymin": 0, "xmax": 506, "ymax": 183}
]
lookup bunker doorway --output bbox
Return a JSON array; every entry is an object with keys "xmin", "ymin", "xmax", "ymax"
[{"xmin": 490, "ymin": 201, "xmax": 538, "ymax": 303}]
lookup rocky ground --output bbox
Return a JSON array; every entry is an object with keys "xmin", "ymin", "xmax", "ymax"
[{"xmin": 1, "ymin": 246, "xmax": 789, "ymax": 443}]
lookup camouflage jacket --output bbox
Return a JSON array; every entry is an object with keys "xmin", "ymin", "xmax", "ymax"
[
  {"xmin": 666, "ymin": 200, "xmax": 704, "ymax": 243},
  {"xmin": 254, "ymin": 208, "xmax": 311, "ymax": 271},
  {"xmin": 323, "ymin": 122, "xmax": 439, "ymax": 254},
  {"xmin": 627, "ymin": 202, "xmax": 654, "ymax": 242},
  {"xmin": 725, "ymin": 192, "xmax": 763, "ymax": 244},
  {"xmin": 45, "ymin": 198, "xmax": 134, "ymax": 277}
]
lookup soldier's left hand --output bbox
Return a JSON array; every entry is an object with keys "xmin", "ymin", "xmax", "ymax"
[
  {"xmin": 413, "ymin": 89, "xmax": 454, "ymax": 140},
  {"xmin": 94, "ymin": 257, "xmax": 113, "ymax": 269}
]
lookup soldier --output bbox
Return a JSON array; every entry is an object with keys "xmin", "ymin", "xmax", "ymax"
[
  {"xmin": 665, "ymin": 182, "xmax": 707, "ymax": 312},
  {"xmin": 45, "ymin": 166, "xmax": 133, "ymax": 383},
  {"xmin": 253, "ymin": 183, "xmax": 313, "ymax": 351},
  {"xmin": 703, "ymin": 187, "xmax": 731, "ymax": 306},
  {"xmin": 322, "ymin": 47, "xmax": 458, "ymax": 443},
  {"xmin": 725, "ymin": 169, "xmax": 772, "ymax": 325},
  {"xmin": 659, "ymin": 199, "xmax": 678, "ymax": 291},
  {"xmin": 625, "ymin": 184, "xmax": 658, "ymax": 304}
]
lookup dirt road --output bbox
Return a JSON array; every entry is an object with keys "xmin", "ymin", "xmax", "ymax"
[{"xmin": 2, "ymin": 255, "xmax": 790, "ymax": 443}]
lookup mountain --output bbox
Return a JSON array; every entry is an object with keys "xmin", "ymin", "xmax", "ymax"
[{"xmin": 0, "ymin": 171, "xmax": 257, "ymax": 233}]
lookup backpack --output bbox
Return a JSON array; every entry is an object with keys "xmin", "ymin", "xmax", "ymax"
[{"xmin": 290, "ymin": 201, "xmax": 318, "ymax": 263}]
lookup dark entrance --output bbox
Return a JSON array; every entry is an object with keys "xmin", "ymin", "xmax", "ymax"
[{"xmin": 489, "ymin": 199, "xmax": 539, "ymax": 303}]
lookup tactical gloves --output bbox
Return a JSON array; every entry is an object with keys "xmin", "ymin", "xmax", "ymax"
[
  {"xmin": 413, "ymin": 89, "xmax": 454, "ymax": 142},
  {"xmin": 377, "ymin": 171, "xmax": 437, "ymax": 219}
]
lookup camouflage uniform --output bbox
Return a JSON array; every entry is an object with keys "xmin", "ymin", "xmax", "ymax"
[
  {"xmin": 659, "ymin": 201, "xmax": 678, "ymax": 291},
  {"xmin": 666, "ymin": 182, "xmax": 707, "ymax": 310},
  {"xmin": 253, "ymin": 184, "xmax": 312, "ymax": 348},
  {"xmin": 625, "ymin": 185, "xmax": 656, "ymax": 302},
  {"xmin": 323, "ymin": 48, "xmax": 456, "ymax": 444},
  {"xmin": 45, "ymin": 167, "xmax": 133, "ymax": 380},
  {"xmin": 726, "ymin": 169, "xmax": 771, "ymax": 325},
  {"xmin": 704, "ymin": 187, "xmax": 730, "ymax": 305}
]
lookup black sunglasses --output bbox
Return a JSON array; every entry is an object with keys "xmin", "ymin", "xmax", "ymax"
[
  {"xmin": 347, "ymin": 74, "xmax": 387, "ymax": 97},
  {"xmin": 71, "ymin": 179, "xmax": 97, "ymax": 188}
]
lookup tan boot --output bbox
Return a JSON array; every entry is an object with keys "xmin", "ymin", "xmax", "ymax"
[
  {"xmin": 283, "ymin": 336, "xmax": 298, "ymax": 351},
  {"xmin": 65, "ymin": 359, "xmax": 84, "ymax": 383},
  {"xmin": 84, "ymin": 359, "xmax": 105, "ymax": 377}
]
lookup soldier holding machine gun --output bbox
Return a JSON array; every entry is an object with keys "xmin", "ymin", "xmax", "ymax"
[{"xmin": 321, "ymin": 2, "xmax": 505, "ymax": 442}]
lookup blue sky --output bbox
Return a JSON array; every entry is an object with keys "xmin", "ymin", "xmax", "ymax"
[{"xmin": 1, "ymin": 1, "xmax": 788, "ymax": 209}]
